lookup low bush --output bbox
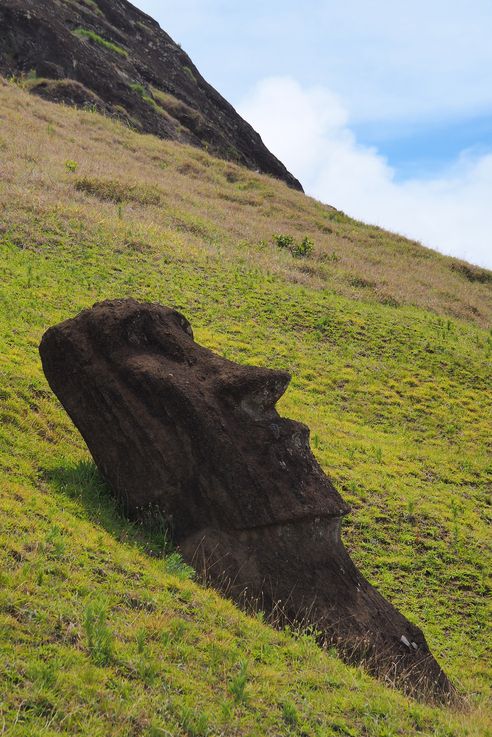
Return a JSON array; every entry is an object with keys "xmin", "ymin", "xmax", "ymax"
[
  {"xmin": 273, "ymin": 233, "xmax": 314, "ymax": 258},
  {"xmin": 292, "ymin": 236, "xmax": 314, "ymax": 258},
  {"xmin": 65, "ymin": 160, "xmax": 78, "ymax": 173}
]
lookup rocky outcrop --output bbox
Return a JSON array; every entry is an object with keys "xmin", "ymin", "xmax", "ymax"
[
  {"xmin": 0, "ymin": 0, "xmax": 302, "ymax": 190},
  {"xmin": 39, "ymin": 299, "xmax": 455, "ymax": 701}
]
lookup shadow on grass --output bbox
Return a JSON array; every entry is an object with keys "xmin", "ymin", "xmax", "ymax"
[{"xmin": 45, "ymin": 458, "xmax": 193, "ymax": 579}]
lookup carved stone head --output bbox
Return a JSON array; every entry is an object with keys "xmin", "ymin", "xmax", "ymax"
[
  {"xmin": 40, "ymin": 298, "xmax": 454, "ymax": 702},
  {"xmin": 40, "ymin": 299, "xmax": 349, "ymax": 539}
]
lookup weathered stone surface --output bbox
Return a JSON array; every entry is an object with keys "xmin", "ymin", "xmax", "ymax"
[
  {"xmin": 0, "ymin": 0, "xmax": 302, "ymax": 190},
  {"xmin": 39, "ymin": 299, "xmax": 455, "ymax": 701}
]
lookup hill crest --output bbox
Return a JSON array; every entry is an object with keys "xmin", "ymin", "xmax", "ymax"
[{"xmin": 0, "ymin": 0, "xmax": 303, "ymax": 190}]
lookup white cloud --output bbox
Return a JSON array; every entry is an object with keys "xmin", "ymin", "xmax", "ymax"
[
  {"xmin": 134, "ymin": 0, "xmax": 492, "ymax": 125},
  {"xmin": 239, "ymin": 77, "xmax": 492, "ymax": 269}
]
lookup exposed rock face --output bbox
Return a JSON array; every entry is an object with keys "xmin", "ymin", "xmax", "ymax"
[
  {"xmin": 39, "ymin": 299, "xmax": 455, "ymax": 701},
  {"xmin": 0, "ymin": 0, "xmax": 302, "ymax": 190}
]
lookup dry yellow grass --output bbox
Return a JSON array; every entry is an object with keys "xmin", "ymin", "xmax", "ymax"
[{"xmin": 1, "ymin": 78, "xmax": 491, "ymax": 328}]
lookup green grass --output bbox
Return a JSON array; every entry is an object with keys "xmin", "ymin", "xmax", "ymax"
[
  {"xmin": 0, "ymin": 80, "xmax": 491, "ymax": 736},
  {"xmin": 129, "ymin": 82, "xmax": 147, "ymax": 97},
  {"xmin": 129, "ymin": 83, "xmax": 165, "ymax": 113},
  {"xmin": 78, "ymin": 0, "xmax": 103, "ymax": 15},
  {"xmin": 73, "ymin": 28, "xmax": 128, "ymax": 57},
  {"xmin": 183, "ymin": 66, "xmax": 197, "ymax": 84}
]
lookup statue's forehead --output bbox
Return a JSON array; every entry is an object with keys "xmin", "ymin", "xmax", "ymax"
[
  {"xmin": 61, "ymin": 301, "xmax": 281, "ymax": 386},
  {"xmin": 80, "ymin": 303, "xmax": 193, "ymax": 351},
  {"xmin": 90, "ymin": 303, "xmax": 185, "ymax": 332}
]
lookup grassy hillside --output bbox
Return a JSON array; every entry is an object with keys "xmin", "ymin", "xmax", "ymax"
[{"xmin": 0, "ymin": 79, "xmax": 491, "ymax": 736}]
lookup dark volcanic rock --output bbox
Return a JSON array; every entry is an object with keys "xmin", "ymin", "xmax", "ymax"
[
  {"xmin": 0, "ymin": 0, "xmax": 302, "ymax": 190},
  {"xmin": 39, "ymin": 299, "xmax": 455, "ymax": 702}
]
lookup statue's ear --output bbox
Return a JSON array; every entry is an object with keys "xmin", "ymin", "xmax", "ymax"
[{"xmin": 216, "ymin": 366, "xmax": 291, "ymax": 418}]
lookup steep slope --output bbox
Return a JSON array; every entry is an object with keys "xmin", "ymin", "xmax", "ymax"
[
  {"xmin": 0, "ymin": 0, "xmax": 302, "ymax": 190},
  {"xmin": 0, "ymin": 82, "xmax": 491, "ymax": 735}
]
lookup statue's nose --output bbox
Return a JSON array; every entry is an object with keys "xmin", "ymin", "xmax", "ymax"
[{"xmin": 216, "ymin": 365, "xmax": 291, "ymax": 419}]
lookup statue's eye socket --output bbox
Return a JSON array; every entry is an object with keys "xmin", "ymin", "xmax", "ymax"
[{"xmin": 125, "ymin": 313, "xmax": 186, "ymax": 363}]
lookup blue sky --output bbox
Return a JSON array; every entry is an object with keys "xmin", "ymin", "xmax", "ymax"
[{"xmin": 132, "ymin": 1, "xmax": 492, "ymax": 268}]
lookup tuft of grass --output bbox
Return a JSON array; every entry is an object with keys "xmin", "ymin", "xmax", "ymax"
[
  {"xmin": 129, "ymin": 83, "xmax": 165, "ymax": 114},
  {"xmin": 229, "ymin": 660, "xmax": 249, "ymax": 704},
  {"xmin": 180, "ymin": 707, "xmax": 209, "ymax": 737},
  {"xmin": 281, "ymin": 699, "xmax": 298, "ymax": 727},
  {"xmin": 183, "ymin": 66, "xmax": 197, "ymax": 84},
  {"xmin": 130, "ymin": 82, "xmax": 147, "ymax": 97},
  {"xmin": 78, "ymin": 0, "xmax": 103, "ymax": 15},
  {"xmin": 83, "ymin": 600, "xmax": 114, "ymax": 665},
  {"xmin": 75, "ymin": 176, "xmax": 161, "ymax": 205},
  {"xmin": 73, "ymin": 28, "xmax": 128, "ymax": 57}
]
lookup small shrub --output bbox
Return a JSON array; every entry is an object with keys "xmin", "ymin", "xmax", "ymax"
[
  {"xmin": 224, "ymin": 168, "xmax": 240, "ymax": 183},
  {"xmin": 83, "ymin": 600, "xmax": 113, "ymax": 665},
  {"xmin": 65, "ymin": 160, "xmax": 78, "ymax": 173},
  {"xmin": 273, "ymin": 233, "xmax": 314, "ymax": 258},
  {"xmin": 9, "ymin": 69, "xmax": 38, "ymax": 88},
  {"xmin": 292, "ymin": 236, "xmax": 314, "ymax": 258},
  {"xmin": 326, "ymin": 209, "xmax": 352, "ymax": 224},
  {"xmin": 274, "ymin": 233, "xmax": 295, "ymax": 250}
]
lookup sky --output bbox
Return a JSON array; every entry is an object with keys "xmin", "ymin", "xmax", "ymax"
[{"xmin": 132, "ymin": 1, "xmax": 492, "ymax": 268}]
